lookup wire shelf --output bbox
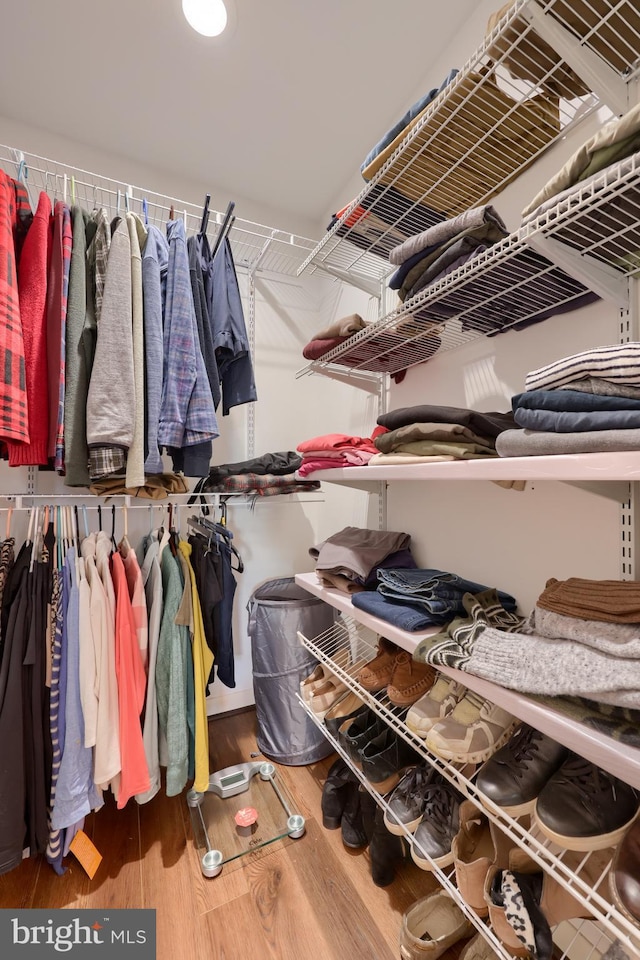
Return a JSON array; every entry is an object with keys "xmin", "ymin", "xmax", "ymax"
[
  {"xmin": 297, "ymin": 149, "xmax": 640, "ymax": 379},
  {"xmin": 0, "ymin": 146, "xmax": 316, "ymax": 279},
  {"xmin": 298, "ymin": 0, "xmax": 639, "ymax": 287},
  {"xmin": 298, "ymin": 615, "xmax": 640, "ymax": 957}
]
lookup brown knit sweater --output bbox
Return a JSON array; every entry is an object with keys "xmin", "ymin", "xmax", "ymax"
[{"xmin": 537, "ymin": 577, "xmax": 640, "ymax": 624}]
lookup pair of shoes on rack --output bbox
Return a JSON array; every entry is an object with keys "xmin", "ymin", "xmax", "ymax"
[
  {"xmin": 382, "ymin": 763, "xmax": 465, "ymax": 871},
  {"xmin": 407, "ymin": 675, "xmax": 516, "ymax": 764},
  {"xmin": 338, "ymin": 706, "xmax": 421, "ymax": 793},
  {"xmin": 301, "ymin": 654, "xmax": 352, "ymax": 718},
  {"xmin": 357, "ymin": 638, "xmax": 436, "ymax": 706}
]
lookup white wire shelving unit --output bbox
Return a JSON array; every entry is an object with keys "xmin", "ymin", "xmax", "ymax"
[
  {"xmin": 296, "ymin": 610, "xmax": 640, "ymax": 959},
  {"xmin": 296, "ymin": 151, "xmax": 640, "ymax": 381},
  {"xmin": 0, "ymin": 145, "xmax": 316, "ymax": 280},
  {"xmin": 297, "ymin": 0, "xmax": 640, "ymax": 291}
]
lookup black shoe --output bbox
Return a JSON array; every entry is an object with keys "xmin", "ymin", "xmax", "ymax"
[
  {"xmin": 370, "ymin": 805, "xmax": 408, "ymax": 887},
  {"xmin": 324, "ymin": 692, "xmax": 367, "ymax": 739},
  {"xmin": 360, "ymin": 728, "xmax": 421, "ymax": 794},
  {"xmin": 476, "ymin": 723, "xmax": 569, "ymax": 816},
  {"xmin": 534, "ymin": 754, "xmax": 640, "ymax": 851},
  {"xmin": 321, "ymin": 757, "xmax": 353, "ymax": 829},
  {"xmin": 339, "ymin": 711, "xmax": 386, "ymax": 767},
  {"xmin": 383, "ymin": 763, "xmax": 444, "ymax": 835},
  {"xmin": 341, "ymin": 780, "xmax": 372, "ymax": 849},
  {"xmin": 411, "ymin": 781, "xmax": 464, "ymax": 870}
]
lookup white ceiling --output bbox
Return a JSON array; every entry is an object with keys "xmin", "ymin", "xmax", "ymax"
[{"xmin": 0, "ymin": 0, "xmax": 478, "ymax": 228}]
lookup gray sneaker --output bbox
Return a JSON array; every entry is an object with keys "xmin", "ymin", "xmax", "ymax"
[
  {"xmin": 426, "ymin": 691, "xmax": 516, "ymax": 764},
  {"xmin": 383, "ymin": 764, "xmax": 444, "ymax": 836},
  {"xmin": 411, "ymin": 782, "xmax": 464, "ymax": 871}
]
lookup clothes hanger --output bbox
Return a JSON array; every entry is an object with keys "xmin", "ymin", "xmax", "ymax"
[
  {"xmin": 97, "ymin": 504, "xmax": 103, "ymax": 533},
  {"xmin": 210, "ymin": 201, "xmax": 236, "ymax": 261},
  {"xmin": 5, "ymin": 506, "xmax": 12, "ymax": 541},
  {"xmin": 111, "ymin": 504, "xmax": 117, "ymax": 550},
  {"xmin": 200, "ymin": 194, "xmax": 211, "ymax": 235}
]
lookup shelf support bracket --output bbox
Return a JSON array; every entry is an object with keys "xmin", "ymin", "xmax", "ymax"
[
  {"xmin": 523, "ymin": 1, "xmax": 629, "ymax": 117},
  {"xmin": 524, "ymin": 234, "xmax": 629, "ymax": 307},
  {"xmin": 309, "ymin": 262, "xmax": 384, "ymax": 300},
  {"xmin": 560, "ymin": 480, "xmax": 631, "ymax": 503},
  {"xmin": 296, "ymin": 363, "xmax": 384, "ymax": 394}
]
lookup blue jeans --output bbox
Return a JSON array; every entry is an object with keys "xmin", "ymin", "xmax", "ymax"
[
  {"xmin": 351, "ymin": 590, "xmax": 450, "ymax": 632},
  {"xmin": 376, "ymin": 568, "xmax": 517, "ymax": 614}
]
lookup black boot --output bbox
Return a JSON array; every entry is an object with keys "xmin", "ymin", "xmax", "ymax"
[
  {"xmin": 321, "ymin": 757, "xmax": 353, "ymax": 829},
  {"xmin": 369, "ymin": 806, "xmax": 406, "ymax": 886},
  {"xmin": 341, "ymin": 779, "xmax": 372, "ymax": 849}
]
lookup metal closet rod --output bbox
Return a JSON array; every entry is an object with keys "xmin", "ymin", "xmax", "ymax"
[{"xmin": 0, "ymin": 494, "xmax": 322, "ymax": 510}]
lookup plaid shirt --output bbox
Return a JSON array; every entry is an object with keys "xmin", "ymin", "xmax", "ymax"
[
  {"xmin": 158, "ymin": 219, "xmax": 218, "ymax": 449},
  {"xmin": 0, "ymin": 171, "xmax": 30, "ymax": 444},
  {"xmin": 206, "ymin": 472, "xmax": 320, "ymax": 496}
]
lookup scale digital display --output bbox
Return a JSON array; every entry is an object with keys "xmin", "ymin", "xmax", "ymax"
[{"xmin": 220, "ymin": 771, "xmax": 245, "ymax": 787}]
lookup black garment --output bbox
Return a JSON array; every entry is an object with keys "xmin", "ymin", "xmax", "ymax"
[
  {"xmin": 377, "ymin": 405, "xmax": 516, "ymax": 439},
  {"xmin": 23, "ymin": 558, "xmax": 50, "ymax": 857},
  {"xmin": 0, "ymin": 547, "xmax": 29, "ymax": 875},
  {"xmin": 201, "ymin": 451, "xmax": 302, "ymax": 488},
  {"xmin": 188, "ymin": 235, "xmax": 221, "ymax": 411},
  {"xmin": 188, "ymin": 536, "xmax": 222, "ymax": 688}
]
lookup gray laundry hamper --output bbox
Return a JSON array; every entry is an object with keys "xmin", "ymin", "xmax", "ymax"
[{"xmin": 247, "ymin": 577, "xmax": 336, "ymax": 765}]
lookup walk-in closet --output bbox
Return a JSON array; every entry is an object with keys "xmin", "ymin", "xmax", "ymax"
[{"xmin": 0, "ymin": 2, "xmax": 639, "ymax": 960}]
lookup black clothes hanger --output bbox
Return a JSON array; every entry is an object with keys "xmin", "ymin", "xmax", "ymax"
[
  {"xmin": 210, "ymin": 201, "xmax": 235, "ymax": 261},
  {"xmin": 200, "ymin": 193, "xmax": 211, "ymax": 235},
  {"xmin": 111, "ymin": 505, "xmax": 117, "ymax": 549},
  {"xmin": 97, "ymin": 504, "xmax": 102, "ymax": 533}
]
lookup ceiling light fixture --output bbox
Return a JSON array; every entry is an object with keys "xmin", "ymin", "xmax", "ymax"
[{"xmin": 182, "ymin": 0, "xmax": 228, "ymax": 37}]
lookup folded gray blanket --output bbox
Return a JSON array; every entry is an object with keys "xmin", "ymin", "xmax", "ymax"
[
  {"xmin": 530, "ymin": 606, "xmax": 640, "ymax": 659},
  {"xmin": 390, "ymin": 204, "xmax": 508, "ymax": 265},
  {"xmin": 465, "ymin": 626, "xmax": 640, "ymax": 709},
  {"xmin": 496, "ymin": 427, "xmax": 640, "ymax": 457}
]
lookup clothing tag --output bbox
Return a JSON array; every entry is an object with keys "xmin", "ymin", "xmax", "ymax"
[{"xmin": 69, "ymin": 830, "xmax": 103, "ymax": 879}]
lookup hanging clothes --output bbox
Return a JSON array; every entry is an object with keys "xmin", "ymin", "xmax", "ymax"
[
  {"xmin": 0, "ymin": 171, "xmax": 31, "ymax": 448},
  {"xmin": 206, "ymin": 236, "xmax": 257, "ymax": 417},
  {"xmin": 8, "ymin": 191, "xmax": 52, "ymax": 465},
  {"xmin": 46, "ymin": 559, "xmax": 65, "ymax": 874},
  {"xmin": 63, "ymin": 206, "xmax": 91, "ymax": 487},
  {"xmin": 136, "ymin": 534, "xmax": 163, "ymax": 805},
  {"xmin": 178, "ymin": 540, "xmax": 213, "ymax": 793},
  {"xmin": 141, "ymin": 225, "xmax": 168, "ymax": 475},
  {"xmin": 160, "ymin": 218, "xmax": 218, "ymax": 471},
  {"xmin": 86, "ymin": 217, "xmax": 135, "ymax": 481},
  {"xmin": 156, "ymin": 548, "xmax": 190, "ymax": 797},
  {"xmin": 46, "ymin": 200, "xmax": 72, "ymax": 472},
  {"xmin": 125, "ymin": 212, "xmax": 147, "ymax": 488}
]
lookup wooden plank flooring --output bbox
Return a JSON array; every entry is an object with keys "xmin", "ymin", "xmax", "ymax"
[{"xmin": 0, "ymin": 709, "xmax": 476, "ymax": 960}]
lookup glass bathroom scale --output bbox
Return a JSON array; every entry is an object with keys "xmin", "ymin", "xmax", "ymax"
[{"xmin": 187, "ymin": 760, "xmax": 306, "ymax": 877}]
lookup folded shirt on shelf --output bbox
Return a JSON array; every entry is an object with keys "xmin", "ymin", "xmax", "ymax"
[
  {"xmin": 302, "ymin": 337, "xmax": 350, "ymax": 361},
  {"xmin": 317, "ymin": 546, "xmax": 417, "ymax": 595},
  {"xmin": 371, "ymin": 440, "xmax": 498, "ymax": 459},
  {"xmin": 298, "ymin": 452, "xmax": 374, "ymax": 476},
  {"xmin": 390, "ymin": 203, "xmax": 508, "ymax": 266},
  {"xmin": 558, "ymin": 378, "xmax": 640, "ymax": 400},
  {"xmin": 537, "ymin": 575, "xmax": 640, "ymax": 624},
  {"xmin": 522, "ymin": 101, "xmax": 640, "ymax": 219},
  {"xmin": 513, "ymin": 388, "xmax": 640, "ymax": 412},
  {"xmin": 413, "ymin": 589, "xmax": 525, "ymax": 667},
  {"xmin": 399, "ymin": 234, "xmax": 498, "ymax": 303},
  {"xmin": 367, "ymin": 452, "xmax": 456, "ymax": 465},
  {"xmin": 296, "ymin": 430, "xmax": 383, "ymax": 475},
  {"xmin": 375, "ymin": 420, "xmax": 496, "ymax": 451},
  {"xmin": 514, "ymin": 407, "xmax": 640, "ymax": 432},
  {"xmin": 378, "ymin": 404, "xmax": 516, "ymax": 438},
  {"xmin": 310, "ymin": 526, "xmax": 411, "ymax": 583},
  {"xmin": 496, "ymin": 427, "xmax": 640, "ymax": 457},
  {"xmin": 312, "ymin": 313, "xmax": 367, "ymax": 340},
  {"xmin": 524, "ymin": 342, "xmax": 640, "ymax": 393},
  {"xmin": 205, "ymin": 451, "xmax": 302, "ymax": 483},
  {"xmin": 360, "ymin": 69, "xmax": 458, "ymax": 173},
  {"xmin": 297, "ymin": 432, "xmax": 381, "ymax": 455}
]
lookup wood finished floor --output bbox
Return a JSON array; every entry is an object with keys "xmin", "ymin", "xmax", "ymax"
[{"xmin": 0, "ymin": 709, "xmax": 474, "ymax": 960}]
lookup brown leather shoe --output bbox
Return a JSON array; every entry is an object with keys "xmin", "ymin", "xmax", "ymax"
[
  {"xmin": 611, "ymin": 818, "xmax": 640, "ymax": 924},
  {"xmin": 387, "ymin": 653, "xmax": 436, "ymax": 707},
  {"xmin": 357, "ymin": 638, "xmax": 399, "ymax": 692}
]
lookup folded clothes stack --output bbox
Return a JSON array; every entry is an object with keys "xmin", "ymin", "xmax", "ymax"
[
  {"xmin": 522, "ymin": 101, "xmax": 640, "ymax": 224},
  {"xmin": 388, "ymin": 205, "xmax": 509, "ymax": 304},
  {"xmin": 296, "ymin": 429, "xmax": 386, "ymax": 477},
  {"xmin": 192, "ymin": 450, "xmax": 320, "ymax": 497},
  {"xmin": 352, "ymin": 568, "xmax": 517, "ymax": 632},
  {"xmin": 496, "ymin": 342, "xmax": 640, "ymax": 457},
  {"xmin": 310, "ymin": 526, "xmax": 417, "ymax": 595},
  {"xmin": 302, "ymin": 313, "xmax": 367, "ymax": 362},
  {"xmin": 373, "ymin": 403, "xmax": 516, "ymax": 464},
  {"xmin": 418, "ymin": 575, "xmax": 640, "ymax": 711}
]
